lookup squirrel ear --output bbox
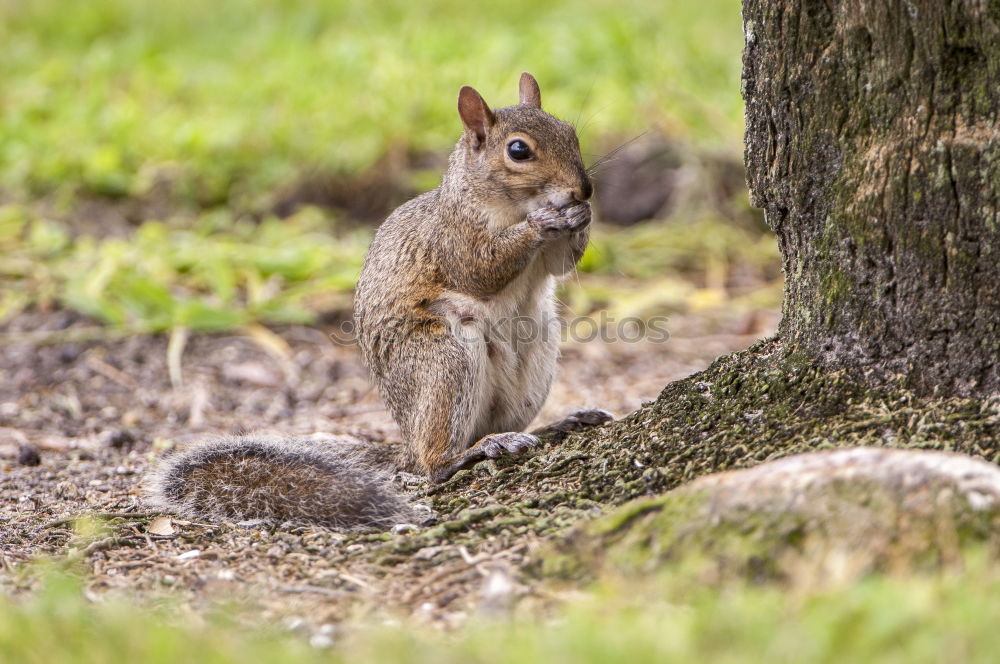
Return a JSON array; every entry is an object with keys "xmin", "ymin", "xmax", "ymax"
[
  {"xmin": 518, "ymin": 72, "xmax": 542, "ymax": 108},
  {"xmin": 458, "ymin": 86, "xmax": 495, "ymax": 149}
]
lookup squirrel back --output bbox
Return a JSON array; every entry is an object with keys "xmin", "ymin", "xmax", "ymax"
[{"xmin": 144, "ymin": 435, "xmax": 416, "ymax": 530}]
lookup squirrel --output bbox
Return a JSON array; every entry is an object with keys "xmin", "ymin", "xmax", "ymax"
[{"xmin": 144, "ymin": 73, "xmax": 612, "ymax": 531}]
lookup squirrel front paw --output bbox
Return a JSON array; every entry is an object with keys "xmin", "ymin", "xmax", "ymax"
[{"xmin": 527, "ymin": 202, "xmax": 591, "ymax": 238}]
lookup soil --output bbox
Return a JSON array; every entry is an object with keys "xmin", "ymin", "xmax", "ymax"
[{"xmin": 0, "ymin": 306, "xmax": 778, "ymax": 633}]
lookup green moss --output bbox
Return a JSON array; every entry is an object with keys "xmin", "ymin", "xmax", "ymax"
[
  {"xmin": 585, "ymin": 495, "xmax": 669, "ymax": 538},
  {"xmin": 818, "ymin": 266, "xmax": 851, "ymax": 313}
]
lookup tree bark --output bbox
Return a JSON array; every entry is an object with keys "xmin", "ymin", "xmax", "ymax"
[{"xmin": 742, "ymin": 0, "xmax": 1000, "ymax": 397}]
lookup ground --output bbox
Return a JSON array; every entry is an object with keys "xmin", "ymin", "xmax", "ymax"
[{"xmin": 0, "ymin": 305, "xmax": 777, "ymax": 632}]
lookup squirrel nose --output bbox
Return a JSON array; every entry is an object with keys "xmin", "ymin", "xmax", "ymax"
[{"xmin": 574, "ymin": 176, "xmax": 593, "ymax": 202}]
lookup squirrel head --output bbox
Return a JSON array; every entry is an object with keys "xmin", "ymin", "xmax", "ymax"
[{"xmin": 450, "ymin": 73, "xmax": 592, "ymax": 216}]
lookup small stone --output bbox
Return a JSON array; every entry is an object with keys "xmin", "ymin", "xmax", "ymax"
[
  {"xmin": 414, "ymin": 545, "xmax": 448, "ymax": 561},
  {"xmin": 391, "ymin": 523, "xmax": 419, "ymax": 535},
  {"xmin": 17, "ymin": 444, "xmax": 40, "ymax": 467},
  {"xmin": 59, "ymin": 345, "xmax": 81, "ymax": 364},
  {"xmin": 106, "ymin": 429, "xmax": 136, "ymax": 450},
  {"xmin": 121, "ymin": 410, "xmax": 142, "ymax": 427},
  {"xmin": 309, "ymin": 634, "xmax": 334, "ymax": 649},
  {"xmin": 223, "ymin": 362, "xmax": 283, "ymax": 388},
  {"xmin": 55, "ymin": 481, "xmax": 79, "ymax": 499},
  {"xmin": 480, "ymin": 570, "xmax": 516, "ymax": 616}
]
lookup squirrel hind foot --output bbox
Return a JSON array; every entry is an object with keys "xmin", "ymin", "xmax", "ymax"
[
  {"xmin": 429, "ymin": 432, "xmax": 541, "ymax": 483},
  {"xmin": 143, "ymin": 435, "xmax": 415, "ymax": 531}
]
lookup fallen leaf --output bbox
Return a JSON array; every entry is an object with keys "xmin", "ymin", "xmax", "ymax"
[{"xmin": 147, "ymin": 516, "xmax": 175, "ymax": 536}]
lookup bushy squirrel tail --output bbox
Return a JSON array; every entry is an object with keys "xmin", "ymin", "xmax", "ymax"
[{"xmin": 143, "ymin": 435, "xmax": 416, "ymax": 530}]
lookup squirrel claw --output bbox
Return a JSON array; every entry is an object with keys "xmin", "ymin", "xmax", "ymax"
[
  {"xmin": 561, "ymin": 202, "xmax": 592, "ymax": 232},
  {"xmin": 480, "ymin": 431, "xmax": 540, "ymax": 458},
  {"xmin": 527, "ymin": 202, "xmax": 591, "ymax": 236},
  {"xmin": 526, "ymin": 206, "xmax": 567, "ymax": 236},
  {"xmin": 568, "ymin": 408, "xmax": 614, "ymax": 426}
]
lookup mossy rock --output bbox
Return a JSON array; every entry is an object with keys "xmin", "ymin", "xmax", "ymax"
[{"xmin": 545, "ymin": 447, "xmax": 1000, "ymax": 585}]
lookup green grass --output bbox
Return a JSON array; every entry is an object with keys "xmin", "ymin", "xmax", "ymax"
[
  {"xmin": 0, "ymin": 204, "xmax": 778, "ymax": 333},
  {"xmin": 3, "ymin": 564, "xmax": 998, "ymax": 664},
  {"xmin": 0, "ymin": 0, "xmax": 767, "ymax": 334},
  {"xmin": 1, "ymin": 0, "xmax": 744, "ymax": 208},
  {"xmin": 571, "ymin": 214, "xmax": 780, "ymax": 319},
  {"xmin": 0, "ymin": 205, "xmax": 367, "ymax": 333}
]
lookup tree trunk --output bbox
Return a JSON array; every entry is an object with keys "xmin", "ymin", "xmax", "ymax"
[{"xmin": 742, "ymin": 0, "xmax": 1000, "ymax": 397}]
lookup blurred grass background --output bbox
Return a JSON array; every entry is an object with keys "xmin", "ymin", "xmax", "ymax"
[
  {"xmin": 4, "ymin": 563, "xmax": 997, "ymax": 663},
  {"xmin": 0, "ymin": 0, "xmax": 779, "ymax": 336},
  {"xmin": 2, "ymin": 0, "xmax": 743, "ymax": 202}
]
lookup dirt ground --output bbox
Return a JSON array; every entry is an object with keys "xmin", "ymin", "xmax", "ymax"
[{"xmin": 0, "ymin": 306, "xmax": 776, "ymax": 632}]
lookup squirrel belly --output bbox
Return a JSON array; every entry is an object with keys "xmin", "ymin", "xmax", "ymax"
[{"xmin": 143, "ymin": 435, "xmax": 416, "ymax": 530}]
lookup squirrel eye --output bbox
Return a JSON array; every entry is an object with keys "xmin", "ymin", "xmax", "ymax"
[{"xmin": 506, "ymin": 139, "xmax": 532, "ymax": 161}]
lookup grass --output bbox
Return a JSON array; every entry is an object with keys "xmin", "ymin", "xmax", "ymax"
[
  {"xmin": 0, "ymin": 0, "xmax": 769, "ymax": 335},
  {"xmin": 0, "ymin": 203, "xmax": 778, "ymax": 334},
  {"xmin": 575, "ymin": 214, "xmax": 780, "ymax": 319},
  {"xmin": 1, "ymin": 0, "xmax": 745, "ymax": 209},
  {"xmin": 0, "ymin": 206, "xmax": 367, "ymax": 334},
  {"xmin": 2, "ymin": 563, "xmax": 997, "ymax": 663}
]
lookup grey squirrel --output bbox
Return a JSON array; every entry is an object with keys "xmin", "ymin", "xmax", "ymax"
[{"xmin": 144, "ymin": 73, "xmax": 612, "ymax": 530}]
